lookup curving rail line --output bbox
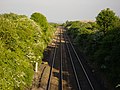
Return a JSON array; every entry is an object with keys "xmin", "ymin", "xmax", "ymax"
[
  {"xmin": 65, "ymin": 30, "xmax": 95, "ymax": 90},
  {"xmin": 64, "ymin": 32, "xmax": 82, "ymax": 90},
  {"xmin": 59, "ymin": 28, "xmax": 63, "ymax": 90},
  {"xmin": 46, "ymin": 27, "xmax": 63, "ymax": 90},
  {"xmin": 46, "ymin": 30, "xmax": 59, "ymax": 90}
]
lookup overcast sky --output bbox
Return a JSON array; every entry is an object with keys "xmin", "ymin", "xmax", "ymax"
[{"xmin": 0, "ymin": 0, "xmax": 120, "ymax": 23}]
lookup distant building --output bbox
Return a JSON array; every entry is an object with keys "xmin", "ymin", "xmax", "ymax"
[{"xmin": 80, "ymin": 20, "xmax": 95, "ymax": 23}]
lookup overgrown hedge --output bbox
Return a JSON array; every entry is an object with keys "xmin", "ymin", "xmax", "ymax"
[{"xmin": 0, "ymin": 13, "xmax": 56, "ymax": 90}]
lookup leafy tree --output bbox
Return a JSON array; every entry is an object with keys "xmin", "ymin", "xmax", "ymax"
[
  {"xmin": 10, "ymin": 13, "xmax": 56, "ymax": 89},
  {"xmin": 30, "ymin": 12, "xmax": 56, "ymax": 45},
  {"xmin": 30, "ymin": 12, "xmax": 49, "ymax": 32},
  {"xmin": 65, "ymin": 12, "xmax": 120, "ymax": 88},
  {"xmin": 0, "ymin": 12, "xmax": 56, "ymax": 90},
  {"xmin": 96, "ymin": 8, "xmax": 118, "ymax": 35}
]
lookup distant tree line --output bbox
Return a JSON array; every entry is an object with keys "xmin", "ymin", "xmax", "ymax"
[{"xmin": 64, "ymin": 8, "xmax": 120, "ymax": 89}]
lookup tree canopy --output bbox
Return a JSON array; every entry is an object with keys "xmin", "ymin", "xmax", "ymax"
[
  {"xmin": 96, "ymin": 8, "xmax": 119, "ymax": 35},
  {"xmin": 30, "ymin": 12, "xmax": 49, "ymax": 32},
  {"xmin": 65, "ymin": 8, "xmax": 120, "ymax": 89},
  {"xmin": 0, "ymin": 13, "xmax": 56, "ymax": 90}
]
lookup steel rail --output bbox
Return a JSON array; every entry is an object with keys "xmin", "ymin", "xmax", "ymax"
[
  {"xmin": 64, "ymin": 32, "xmax": 82, "ymax": 90},
  {"xmin": 66, "ymin": 34, "xmax": 95, "ymax": 90},
  {"xmin": 62, "ymin": 31, "xmax": 71, "ymax": 89},
  {"xmin": 46, "ymin": 32, "xmax": 59, "ymax": 90},
  {"xmin": 59, "ymin": 28, "xmax": 63, "ymax": 90}
]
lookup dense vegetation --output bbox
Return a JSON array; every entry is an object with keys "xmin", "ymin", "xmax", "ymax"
[
  {"xmin": 31, "ymin": 12, "xmax": 57, "ymax": 45},
  {"xmin": 64, "ymin": 8, "xmax": 120, "ymax": 89},
  {"xmin": 0, "ymin": 13, "xmax": 56, "ymax": 90}
]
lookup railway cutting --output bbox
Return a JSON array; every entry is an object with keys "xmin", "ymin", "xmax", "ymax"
[{"xmin": 31, "ymin": 26, "xmax": 105, "ymax": 90}]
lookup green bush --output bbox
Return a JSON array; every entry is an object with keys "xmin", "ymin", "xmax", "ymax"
[
  {"xmin": 30, "ymin": 12, "xmax": 56, "ymax": 45},
  {"xmin": 30, "ymin": 12, "xmax": 49, "ymax": 32},
  {"xmin": 0, "ymin": 13, "xmax": 55, "ymax": 90}
]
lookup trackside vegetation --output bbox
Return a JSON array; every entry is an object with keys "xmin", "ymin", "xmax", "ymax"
[
  {"xmin": 0, "ymin": 13, "xmax": 56, "ymax": 90},
  {"xmin": 64, "ymin": 8, "xmax": 120, "ymax": 89}
]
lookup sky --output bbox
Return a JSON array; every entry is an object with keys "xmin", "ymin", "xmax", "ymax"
[{"xmin": 0, "ymin": 0, "xmax": 120, "ymax": 23}]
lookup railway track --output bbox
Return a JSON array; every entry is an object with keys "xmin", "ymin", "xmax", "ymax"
[
  {"xmin": 45, "ymin": 27, "xmax": 104, "ymax": 90},
  {"xmin": 65, "ymin": 32, "xmax": 94, "ymax": 90},
  {"xmin": 46, "ymin": 29, "xmax": 60, "ymax": 90},
  {"xmin": 59, "ymin": 28, "xmax": 63, "ymax": 90}
]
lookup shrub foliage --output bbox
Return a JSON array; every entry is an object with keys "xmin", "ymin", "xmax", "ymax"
[{"xmin": 0, "ymin": 13, "xmax": 56, "ymax": 90}]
